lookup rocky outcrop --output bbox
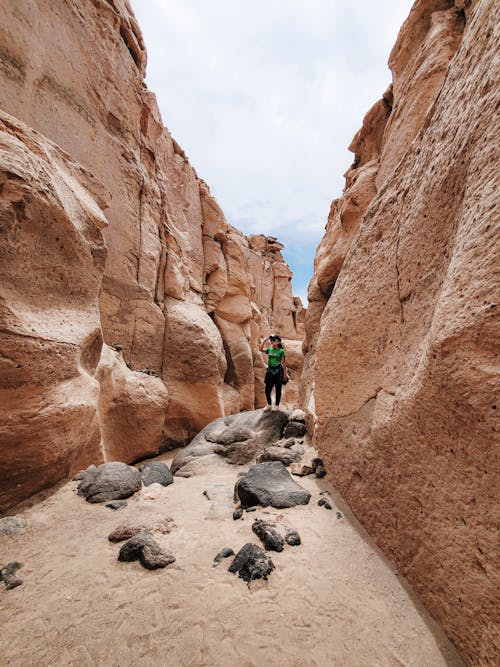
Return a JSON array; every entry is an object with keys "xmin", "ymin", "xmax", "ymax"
[
  {"xmin": 0, "ymin": 1, "xmax": 303, "ymax": 509},
  {"xmin": 303, "ymin": 1, "xmax": 499, "ymax": 664}
]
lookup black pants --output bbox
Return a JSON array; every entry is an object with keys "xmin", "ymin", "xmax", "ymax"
[{"xmin": 265, "ymin": 367, "xmax": 283, "ymax": 406}]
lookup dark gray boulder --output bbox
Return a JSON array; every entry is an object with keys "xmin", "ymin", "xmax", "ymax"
[
  {"xmin": 140, "ymin": 461, "xmax": 174, "ymax": 487},
  {"xmin": 228, "ymin": 543, "xmax": 275, "ymax": 584},
  {"xmin": 283, "ymin": 421, "xmax": 307, "ymax": 438},
  {"xmin": 171, "ymin": 409, "xmax": 289, "ymax": 474},
  {"xmin": 235, "ymin": 462, "xmax": 311, "ymax": 509},
  {"xmin": 77, "ymin": 462, "xmax": 142, "ymax": 503},
  {"xmin": 118, "ymin": 532, "xmax": 175, "ymax": 570},
  {"xmin": 252, "ymin": 519, "xmax": 284, "ymax": 552}
]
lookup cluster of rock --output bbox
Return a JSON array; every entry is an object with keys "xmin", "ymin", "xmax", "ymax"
[
  {"xmin": 170, "ymin": 407, "xmax": 318, "ymax": 478},
  {"xmin": 0, "ymin": 1, "xmax": 304, "ymax": 512},
  {"xmin": 302, "ymin": 1, "xmax": 498, "ymax": 663}
]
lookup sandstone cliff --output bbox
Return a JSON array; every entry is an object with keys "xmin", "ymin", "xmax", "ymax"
[
  {"xmin": 302, "ymin": 1, "xmax": 499, "ymax": 663},
  {"xmin": 0, "ymin": 0, "xmax": 303, "ymax": 510}
]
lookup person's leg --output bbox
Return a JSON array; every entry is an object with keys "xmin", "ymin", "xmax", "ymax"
[
  {"xmin": 264, "ymin": 372, "xmax": 273, "ymax": 408},
  {"xmin": 275, "ymin": 376, "xmax": 282, "ymax": 406}
]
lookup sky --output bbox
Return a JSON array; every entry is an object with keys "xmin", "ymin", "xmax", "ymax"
[{"xmin": 131, "ymin": 0, "xmax": 414, "ymax": 302}]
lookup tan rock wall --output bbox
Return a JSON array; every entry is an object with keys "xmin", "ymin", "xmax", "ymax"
[
  {"xmin": 0, "ymin": 0, "xmax": 303, "ymax": 507},
  {"xmin": 304, "ymin": 0, "xmax": 499, "ymax": 663}
]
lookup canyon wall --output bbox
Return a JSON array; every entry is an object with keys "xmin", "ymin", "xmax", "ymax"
[
  {"xmin": 0, "ymin": 0, "xmax": 303, "ymax": 511},
  {"xmin": 303, "ymin": 0, "xmax": 499, "ymax": 663}
]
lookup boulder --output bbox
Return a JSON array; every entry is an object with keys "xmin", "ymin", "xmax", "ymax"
[
  {"xmin": 256, "ymin": 446, "xmax": 301, "ymax": 467},
  {"xmin": 288, "ymin": 409, "xmax": 306, "ymax": 423},
  {"xmin": 139, "ymin": 461, "xmax": 174, "ymax": 487},
  {"xmin": 108, "ymin": 517, "xmax": 174, "ymax": 543},
  {"xmin": 235, "ymin": 462, "xmax": 311, "ymax": 509},
  {"xmin": 171, "ymin": 409, "xmax": 289, "ymax": 474},
  {"xmin": 252, "ymin": 519, "xmax": 284, "ymax": 552},
  {"xmin": 77, "ymin": 462, "xmax": 142, "ymax": 503},
  {"xmin": 117, "ymin": 532, "xmax": 175, "ymax": 570},
  {"xmin": 228, "ymin": 543, "xmax": 275, "ymax": 584},
  {"xmin": 283, "ymin": 421, "xmax": 307, "ymax": 439},
  {"xmin": 285, "ymin": 528, "xmax": 301, "ymax": 546}
]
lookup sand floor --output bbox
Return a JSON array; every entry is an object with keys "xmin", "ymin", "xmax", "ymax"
[{"xmin": 0, "ymin": 450, "xmax": 464, "ymax": 667}]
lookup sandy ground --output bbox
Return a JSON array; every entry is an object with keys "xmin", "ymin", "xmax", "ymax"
[{"xmin": 0, "ymin": 449, "xmax": 464, "ymax": 667}]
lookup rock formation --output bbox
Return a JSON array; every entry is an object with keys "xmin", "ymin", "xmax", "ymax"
[
  {"xmin": 302, "ymin": 1, "xmax": 499, "ymax": 664},
  {"xmin": 0, "ymin": 0, "xmax": 303, "ymax": 511}
]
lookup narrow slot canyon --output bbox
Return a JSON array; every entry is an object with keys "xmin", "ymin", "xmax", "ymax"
[{"xmin": 0, "ymin": 1, "xmax": 498, "ymax": 666}]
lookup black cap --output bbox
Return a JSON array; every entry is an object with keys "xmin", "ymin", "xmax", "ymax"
[{"xmin": 269, "ymin": 334, "xmax": 282, "ymax": 342}]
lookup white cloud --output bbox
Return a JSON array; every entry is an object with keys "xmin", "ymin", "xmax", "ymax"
[{"xmin": 130, "ymin": 0, "xmax": 414, "ymax": 296}]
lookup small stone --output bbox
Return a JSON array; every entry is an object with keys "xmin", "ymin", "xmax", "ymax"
[
  {"xmin": 106, "ymin": 500, "xmax": 128, "ymax": 511},
  {"xmin": 213, "ymin": 547, "xmax": 235, "ymax": 566},
  {"xmin": 175, "ymin": 470, "xmax": 194, "ymax": 478},
  {"xmin": 336, "ymin": 512, "xmax": 343, "ymax": 520},
  {"xmin": 290, "ymin": 463, "xmax": 313, "ymax": 477},
  {"xmin": 281, "ymin": 438, "xmax": 296, "ymax": 449},
  {"xmin": 118, "ymin": 532, "xmax": 175, "ymax": 570},
  {"xmin": 285, "ymin": 528, "xmax": 301, "ymax": 546},
  {"xmin": 252, "ymin": 519, "xmax": 285, "ymax": 552},
  {"xmin": 0, "ymin": 516, "xmax": 27, "ymax": 535},
  {"xmin": 228, "ymin": 543, "xmax": 275, "ymax": 585},
  {"xmin": 318, "ymin": 498, "xmax": 326, "ymax": 506},
  {"xmin": 315, "ymin": 465, "xmax": 327, "ymax": 479},
  {"xmin": 323, "ymin": 501, "xmax": 333, "ymax": 510},
  {"xmin": 233, "ymin": 509, "xmax": 244, "ymax": 520},
  {"xmin": 311, "ymin": 458, "xmax": 324, "ymax": 473},
  {"xmin": 245, "ymin": 506, "xmax": 258, "ymax": 512},
  {"xmin": 0, "ymin": 561, "xmax": 23, "ymax": 590}
]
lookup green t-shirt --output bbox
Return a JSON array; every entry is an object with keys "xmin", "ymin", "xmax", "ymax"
[{"xmin": 266, "ymin": 347, "xmax": 286, "ymax": 367}]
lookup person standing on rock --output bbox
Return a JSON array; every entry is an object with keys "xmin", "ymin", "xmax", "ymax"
[{"xmin": 259, "ymin": 335, "xmax": 288, "ymax": 411}]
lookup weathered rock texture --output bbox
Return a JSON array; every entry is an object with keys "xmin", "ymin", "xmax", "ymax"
[
  {"xmin": 0, "ymin": 1, "xmax": 303, "ymax": 510},
  {"xmin": 303, "ymin": 1, "xmax": 499, "ymax": 664}
]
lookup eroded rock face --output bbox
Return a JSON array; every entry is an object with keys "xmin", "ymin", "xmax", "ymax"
[
  {"xmin": 304, "ymin": 1, "xmax": 499, "ymax": 663},
  {"xmin": 0, "ymin": 112, "xmax": 108, "ymax": 512},
  {"xmin": 0, "ymin": 2, "xmax": 304, "ymax": 509},
  {"xmin": 0, "ymin": 2, "xmax": 304, "ymax": 438}
]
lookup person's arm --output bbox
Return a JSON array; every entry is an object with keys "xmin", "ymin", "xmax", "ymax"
[{"xmin": 259, "ymin": 336, "xmax": 270, "ymax": 353}]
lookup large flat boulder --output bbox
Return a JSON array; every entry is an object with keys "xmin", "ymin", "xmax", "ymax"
[
  {"xmin": 235, "ymin": 462, "xmax": 311, "ymax": 509},
  {"xmin": 171, "ymin": 409, "xmax": 289, "ymax": 473},
  {"xmin": 77, "ymin": 462, "xmax": 142, "ymax": 503}
]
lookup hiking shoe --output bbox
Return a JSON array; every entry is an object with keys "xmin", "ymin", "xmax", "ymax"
[{"xmin": 264, "ymin": 405, "xmax": 271, "ymax": 412}]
